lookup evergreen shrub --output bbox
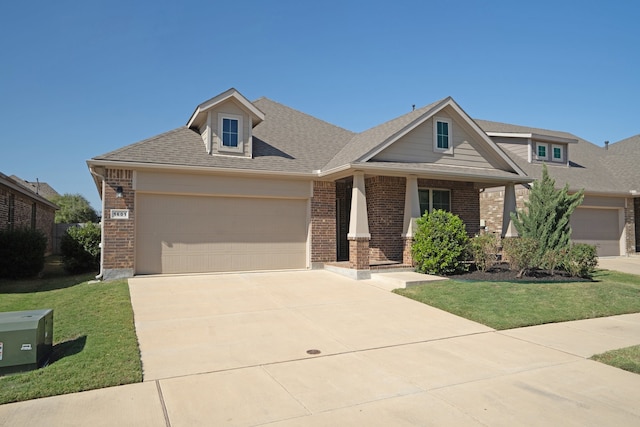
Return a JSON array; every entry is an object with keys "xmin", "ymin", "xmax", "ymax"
[
  {"xmin": 61, "ymin": 223, "xmax": 101, "ymax": 274},
  {"xmin": 0, "ymin": 227, "xmax": 47, "ymax": 278},
  {"xmin": 412, "ymin": 210, "xmax": 469, "ymax": 275},
  {"xmin": 469, "ymin": 233, "xmax": 500, "ymax": 272}
]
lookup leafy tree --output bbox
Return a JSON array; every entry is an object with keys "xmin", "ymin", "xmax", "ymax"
[
  {"xmin": 412, "ymin": 210, "xmax": 469, "ymax": 275},
  {"xmin": 510, "ymin": 164, "xmax": 584, "ymax": 264},
  {"xmin": 50, "ymin": 193, "xmax": 99, "ymax": 224}
]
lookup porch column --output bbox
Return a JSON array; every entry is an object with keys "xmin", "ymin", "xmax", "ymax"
[
  {"xmin": 502, "ymin": 183, "xmax": 518, "ymax": 238},
  {"xmin": 348, "ymin": 172, "xmax": 370, "ymax": 270},
  {"xmin": 402, "ymin": 176, "xmax": 421, "ymax": 265}
]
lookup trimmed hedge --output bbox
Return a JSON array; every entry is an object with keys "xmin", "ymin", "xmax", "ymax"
[
  {"xmin": 61, "ymin": 223, "xmax": 101, "ymax": 274},
  {"xmin": 412, "ymin": 210, "xmax": 469, "ymax": 275}
]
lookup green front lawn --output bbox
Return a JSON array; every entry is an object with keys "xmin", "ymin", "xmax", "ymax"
[
  {"xmin": 394, "ymin": 270, "xmax": 640, "ymax": 330},
  {"xmin": 591, "ymin": 345, "xmax": 640, "ymax": 374},
  {"xmin": 0, "ymin": 258, "xmax": 142, "ymax": 404}
]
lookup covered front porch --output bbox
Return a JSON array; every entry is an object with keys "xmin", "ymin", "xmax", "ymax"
[{"xmin": 323, "ymin": 169, "xmax": 528, "ymax": 279}]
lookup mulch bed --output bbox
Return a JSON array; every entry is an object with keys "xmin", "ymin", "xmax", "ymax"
[{"xmin": 446, "ymin": 263, "xmax": 590, "ymax": 282}]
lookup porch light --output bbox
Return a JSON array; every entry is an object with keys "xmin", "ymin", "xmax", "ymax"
[{"xmin": 116, "ymin": 186, "xmax": 124, "ymax": 198}]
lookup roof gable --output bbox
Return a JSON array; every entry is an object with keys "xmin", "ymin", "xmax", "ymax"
[
  {"xmin": 322, "ymin": 97, "xmax": 525, "ymax": 176},
  {"xmin": 186, "ymin": 88, "xmax": 265, "ymax": 130}
]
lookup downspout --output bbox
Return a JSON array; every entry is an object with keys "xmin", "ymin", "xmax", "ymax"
[{"xmin": 89, "ymin": 166, "xmax": 106, "ymax": 280}]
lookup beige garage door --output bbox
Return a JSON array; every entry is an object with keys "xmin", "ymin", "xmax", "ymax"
[
  {"xmin": 136, "ymin": 194, "xmax": 308, "ymax": 274},
  {"xmin": 570, "ymin": 208, "xmax": 621, "ymax": 256}
]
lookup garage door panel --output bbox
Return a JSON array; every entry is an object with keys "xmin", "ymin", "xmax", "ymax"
[
  {"xmin": 136, "ymin": 194, "xmax": 308, "ymax": 274},
  {"xmin": 570, "ymin": 208, "xmax": 621, "ymax": 257}
]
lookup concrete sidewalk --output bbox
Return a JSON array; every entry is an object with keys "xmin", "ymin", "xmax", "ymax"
[
  {"xmin": 598, "ymin": 256, "xmax": 640, "ymax": 276},
  {"xmin": 1, "ymin": 271, "xmax": 639, "ymax": 426}
]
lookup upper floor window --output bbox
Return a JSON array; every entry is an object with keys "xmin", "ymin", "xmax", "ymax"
[
  {"xmin": 536, "ymin": 142, "xmax": 548, "ymax": 160},
  {"xmin": 222, "ymin": 118, "xmax": 238, "ymax": 147},
  {"xmin": 552, "ymin": 144, "xmax": 563, "ymax": 161},
  {"xmin": 418, "ymin": 189, "xmax": 451, "ymax": 215},
  {"xmin": 218, "ymin": 113, "xmax": 243, "ymax": 153},
  {"xmin": 433, "ymin": 117, "xmax": 453, "ymax": 154}
]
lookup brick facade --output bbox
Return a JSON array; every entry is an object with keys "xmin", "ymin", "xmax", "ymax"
[
  {"xmin": 102, "ymin": 169, "xmax": 135, "ymax": 277},
  {"xmin": 0, "ymin": 183, "xmax": 56, "ymax": 254},
  {"xmin": 418, "ymin": 178, "xmax": 481, "ymax": 237},
  {"xmin": 348, "ymin": 238, "xmax": 370, "ymax": 270},
  {"xmin": 635, "ymin": 198, "xmax": 640, "ymax": 252},
  {"xmin": 310, "ymin": 181, "xmax": 336, "ymax": 264},
  {"xmin": 366, "ymin": 176, "xmax": 405, "ymax": 263}
]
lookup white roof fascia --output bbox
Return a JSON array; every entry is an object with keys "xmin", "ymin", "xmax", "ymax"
[
  {"xmin": 349, "ymin": 162, "xmax": 532, "ymax": 184},
  {"xmin": 486, "ymin": 131, "xmax": 578, "ymax": 144},
  {"xmin": 86, "ymin": 159, "xmax": 316, "ymax": 179},
  {"xmin": 445, "ymin": 101, "xmax": 528, "ymax": 177},
  {"xmin": 186, "ymin": 88, "xmax": 265, "ymax": 129}
]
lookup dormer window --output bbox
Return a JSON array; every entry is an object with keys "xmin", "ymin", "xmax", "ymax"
[
  {"xmin": 536, "ymin": 142, "xmax": 548, "ymax": 160},
  {"xmin": 218, "ymin": 113, "xmax": 243, "ymax": 153},
  {"xmin": 222, "ymin": 118, "xmax": 239, "ymax": 147},
  {"xmin": 552, "ymin": 144, "xmax": 563, "ymax": 161},
  {"xmin": 434, "ymin": 117, "xmax": 453, "ymax": 154}
]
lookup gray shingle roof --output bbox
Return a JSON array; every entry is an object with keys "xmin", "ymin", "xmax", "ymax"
[
  {"xmin": 9, "ymin": 175, "xmax": 60, "ymax": 200},
  {"xmin": 476, "ymin": 120, "xmax": 628, "ymax": 194},
  {"xmin": 93, "ymin": 98, "xmax": 355, "ymax": 174},
  {"xmin": 604, "ymin": 135, "xmax": 640, "ymax": 192}
]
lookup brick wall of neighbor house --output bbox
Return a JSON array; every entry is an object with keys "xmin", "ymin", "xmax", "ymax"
[
  {"xmin": 0, "ymin": 183, "xmax": 56, "ymax": 253},
  {"xmin": 479, "ymin": 186, "xmax": 529, "ymax": 235},
  {"xmin": 624, "ymin": 197, "xmax": 636, "ymax": 254},
  {"xmin": 635, "ymin": 198, "xmax": 640, "ymax": 252},
  {"xmin": 310, "ymin": 181, "xmax": 336, "ymax": 264},
  {"xmin": 103, "ymin": 169, "xmax": 135, "ymax": 272},
  {"xmin": 366, "ymin": 176, "xmax": 405, "ymax": 263},
  {"xmin": 419, "ymin": 178, "xmax": 481, "ymax": 236}
]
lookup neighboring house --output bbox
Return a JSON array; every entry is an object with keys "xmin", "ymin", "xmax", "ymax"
[
  {"xmin": 9, "ymin": 176, "xmax": 60, "ymax": 200},
  {"xmin": 0, "ymin": 172, "xmax": 58, "ymax": 254},
  {"xmin": 87, "ymin": 88, "xmax": 530, "ymax": 280},
  {"xmin": 477, "ymin": 121, "xmax": 639, "ymax": 257}
]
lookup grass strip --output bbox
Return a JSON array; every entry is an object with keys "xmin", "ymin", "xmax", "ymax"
[
  {"xmin": 0, "ymin": 260, "xmax": 142, "ymax": 404},
  {"xmin": 591, "ymin": 345, "xmax": 640, "ymax": 374},
  {"xmin": 394, "ymin": 270, "xmax": 640, "ymax": 330}
]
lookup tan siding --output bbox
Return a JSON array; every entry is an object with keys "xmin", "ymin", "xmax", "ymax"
[
  {"xmin": 372, "ymin": 110, "xmax": 507, "ymax": 169},
  {"xmin": 136, "ymin": 171, "xmax": 312, "ymax": 199}
]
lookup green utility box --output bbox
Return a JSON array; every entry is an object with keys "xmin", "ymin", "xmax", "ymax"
[{"xmin": 0, "ymin": 309, "xmax": 53, "ymax": 375}]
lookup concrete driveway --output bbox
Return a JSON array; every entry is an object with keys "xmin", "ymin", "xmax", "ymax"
[{"xmin": 2, "ymin": 270, "xmax": 640, "ymax": 426}]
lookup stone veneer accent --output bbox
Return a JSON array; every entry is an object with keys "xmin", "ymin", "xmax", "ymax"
[
  {"xmin": 349, "ymin": 238, "xmax": 370, "ymax": 270},
  {"xmin": 625, "ymin": 197, "xmax": 636, "ymax": 254},
  {"xmin": 0, "ymin": 183, "xmax": 56, "ymax": 254},
  {"xmin": 102, "ymin": 169, "xmax": 135, "ymax": 278},
  {"xmin": 481, "ymin": 186, "xmax": 637, "ymax": 254},
  {"xmin": 479, "ymin": 186, "xmax": 529, "ymax": 235},
  {"xmin": 310, "ymin": 181, "xmax": 336, "ymax": 265}
]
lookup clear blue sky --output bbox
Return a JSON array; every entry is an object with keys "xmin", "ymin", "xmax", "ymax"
[{"xmin": 1, "ymin": 0, "xmax": 639, "ymax": 212}]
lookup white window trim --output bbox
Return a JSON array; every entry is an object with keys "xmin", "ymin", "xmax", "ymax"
[
  {"xmin": 217, "ymin": 113, "xmax": 243, "ymax": 153},
  {"xmin": 418, "ymin": 188, "xmax": 451, "ymax": 215},
  {"xmin": 551, "ymin": 144, "xmax": 564, "ymax": 162},
  {"xmin": 433, "ymin": 117, "xmax": 454, "ymax": 155},
  {"xmin": 535, "ymin": 142, "xmax": 548, "ymax": 160}
]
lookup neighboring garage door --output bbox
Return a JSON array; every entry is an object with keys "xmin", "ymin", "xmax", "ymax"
[
  {"xmin": 570, "ymin": 207, "xmax": 622, "ymax": 256},
  {"xmin": 136, "ymin": 194, "xmax": 308, "ymax": 274}
]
